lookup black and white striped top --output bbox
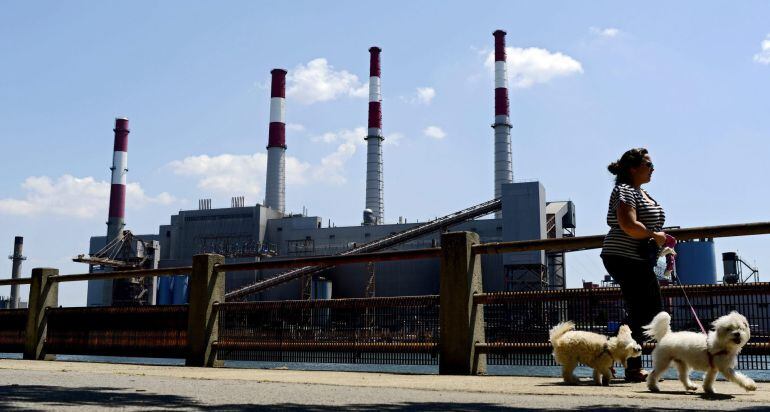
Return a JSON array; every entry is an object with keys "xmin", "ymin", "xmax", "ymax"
[{"xmin": 601, "ymin": 184, "xmax": 666, "ymax": 261}]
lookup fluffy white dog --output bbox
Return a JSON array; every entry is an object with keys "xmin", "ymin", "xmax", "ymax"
[
  {"xmin": 644, "ymin": 311, "xmax": 756, "ymax": 393},
  {"xmin": 550, "ymin": 321, "xmax": 642, "ymax": 385}
]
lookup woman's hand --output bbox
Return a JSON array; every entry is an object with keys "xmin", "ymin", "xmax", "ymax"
[{"xmin": 651, "ymin": 231, "xmax": 666, "ymax": 247}]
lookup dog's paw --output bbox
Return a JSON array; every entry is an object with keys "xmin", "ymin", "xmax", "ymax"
[
  {"xmin": 744, "ymin": 381, "xmax": 757, "ymax": 391},
  {"xmin": 703, "ymin": 387, "xmax": 715, "ymax": 394},
  {"xmin": 685, "ymin": 383, "xmax": 697, "ymax": 391},
  {"xmin": 647, "ymin": 384, "xmax": 660, "ymax": 392}
]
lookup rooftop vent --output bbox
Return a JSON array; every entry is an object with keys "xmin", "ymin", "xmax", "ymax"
[
  {"xmin": 231, "ymin": 196, "xmax": 245, "ymax": 208},
  {"xmin": 198, "ymin": 199, "xmax": 212, "ymax": 210}
]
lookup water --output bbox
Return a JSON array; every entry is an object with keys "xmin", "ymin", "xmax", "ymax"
[{"xmin": 3, "ymin": 353, "xmax": 769, "ymax": 381}]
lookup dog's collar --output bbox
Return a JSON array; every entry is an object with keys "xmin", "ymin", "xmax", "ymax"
[{"xmin": 707, "ymin": 349, "xmax": 730, "ymax": 369}]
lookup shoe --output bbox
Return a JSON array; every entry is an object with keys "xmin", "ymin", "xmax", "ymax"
[{"xmin": 624, "ymin": 368, "xmax": 649, "ymax": 383}]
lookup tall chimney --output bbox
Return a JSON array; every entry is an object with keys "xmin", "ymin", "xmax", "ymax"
[
  {"xmin": 493, "ymin": 30, "xmax": 513, "ymax": 217},
  {"xmin": 8, "ymin": 236, "xmax": 26, "ymax": 309},
  {"xmin": 107, "ymin": 118, "xmax": 129, "ymax": 242},
  {"xmin": 364, "ymin": 47, "xmax": 384, "ymax": 225},
  {"xmin": 264, "ymin": 68, "xmax": 287, "ymax": 214}
]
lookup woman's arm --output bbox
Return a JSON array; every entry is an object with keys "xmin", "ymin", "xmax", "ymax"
[{"xmin": 617, "ymin": 202, "xmax": 666, "ymax": 245}]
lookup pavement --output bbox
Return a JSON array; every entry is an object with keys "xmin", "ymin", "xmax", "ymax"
[{"xmin": 0, "ymin": 359, "xmax": 769, "ymax": 411}]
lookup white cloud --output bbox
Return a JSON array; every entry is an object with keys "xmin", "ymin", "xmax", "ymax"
[
  {"xmin": 423, "ymin": 126, "xmax": 446, "ymax": 140},
  {"xmin": 168, "ymin": 153, "xmax": 311, "ymax": 196},
  {"xmin": 311, "ymin": 127, "xmax": 365, "ymax": 145},
  {"xmin": 170, "ymin": 127, "xmax": 370, "ymax": 193},
  {"xmin": 384, "ymin": 132, "xmax": 405, "ymax": 146},
  {"xmin": 286, "ymin": 58, "xmax": 368, "ymax": 104},
  {"xmin": 753, "ymin": 34, "xmax": 770, "ymax": 65},
  {"xmin": 286, "ymin": 123, "xmax": 306, "ymax": 132},
  {"xmin": 402, "ymin": 87, "xmax": 436, "ymax": 105},
  {"xmin": 590, "ymin": 27, "xmax": 620, "ymax": 38},
  {"xmin": 311, "ymin": 127, "xmax": 367, "ymax": 184},
  {"xmin": 0, "ymin": 175, "xmax": 175, "ymax": 219},
  {"xmin": 485, "ymin": 47, "xmax": 583, "ymax": 88}
]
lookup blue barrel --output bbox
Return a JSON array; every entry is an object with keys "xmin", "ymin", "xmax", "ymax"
[
  {"xmin": 171, "ymin": 275, "xmax": 189, "ymax": 304},
  {"xmin": 157, "ymin": 276, "xmax": 173, "ymax": 305},
  {"xmin": 674, "ymin": 239, "xmax": 717, "ymax": 285},
  {"xmin": 311, "ymin": 278, "xmax": 333, "ymax": 300}
]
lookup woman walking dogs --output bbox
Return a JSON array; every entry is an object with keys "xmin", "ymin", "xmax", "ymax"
[{"xmin": 601, "ymin": 148, "xmax": 667, "ymax": 382}]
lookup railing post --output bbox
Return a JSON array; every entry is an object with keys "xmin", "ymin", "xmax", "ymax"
[
  {"xmin": 24, "ymin": 268, "xmax": 58, "ymax": 360},
  {"xmin": 439, "ymin": 231, "xmax": 486, "ymax": 375},
  {"xmin": 186, "ymin": 253, "xmax": 225, "ymax": 367}
]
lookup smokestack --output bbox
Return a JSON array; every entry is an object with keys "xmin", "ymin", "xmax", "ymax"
[
  {"xmin": 107, "ymin": 118, "xmax": 129, "ymax": 242},
  {"xmin": 264, "ymin": 68, "xmax": 287, "ymax": 214},
  {"xmin": 493, "ymin": 30, "xmax": 513, "ymax": 217},
  {"xmin": 8, "ymin": 236, "xmax": 26, "ymax": 309},
  {"xmin": 364, "ymin": 46, "xmax": 384, "ymax": 225}
]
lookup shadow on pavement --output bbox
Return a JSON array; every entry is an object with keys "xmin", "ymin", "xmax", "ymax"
[{"xmin": 0, "ymin": 384, "xmax": 765, "ymax": 411}]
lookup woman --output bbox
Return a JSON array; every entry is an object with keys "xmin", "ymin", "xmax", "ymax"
[{"xmin": 601, "ymin": 147, "xmax": 666, "ymax": 382}]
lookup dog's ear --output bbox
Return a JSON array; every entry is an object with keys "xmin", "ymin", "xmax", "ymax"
[{"xmin": 618, "ymin": 324, "xmax": 631, "ymax": 336}]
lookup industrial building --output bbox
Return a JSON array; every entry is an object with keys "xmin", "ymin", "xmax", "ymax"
[
  {"xmin": 83, "ymin": 30, "xmax": 581, "ymax": 306},
  {"xmin": 82, "ymin": 30, "xmax": 752, "ymax": 307}
]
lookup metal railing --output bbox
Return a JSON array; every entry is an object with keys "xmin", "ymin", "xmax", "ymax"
[
  {"xmin": 475, "ymin": 283, "xmax": 770, "ymax": 369},
  {"xmin": 215, "ymin": 296, "xmax": 439, "ymax": 364},
  {"xmin": 0, "ymin": 220, "xmax": 768, "ymax": 373},
  {"xmin": 45, "ymin": 305, "xmax": 188, "ymax": 358},
  {"xmin": 0, "ymin": 309, "xmax": 26, "ymax": 353}
]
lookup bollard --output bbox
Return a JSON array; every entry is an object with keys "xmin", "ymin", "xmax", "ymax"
[
  {"xmin": 24, "ymin": 268, "xmax": 58, "ymax": 360},
  {"xmin": 439, "ymin": 232, "xmax": 486, "ymax": 375},
  {"xmin": 186, "ymin": 253, "xmax": 225, "ymax": 367}
]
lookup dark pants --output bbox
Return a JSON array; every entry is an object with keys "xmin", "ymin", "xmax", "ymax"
[{"xmin": 602, "ymin": 255, "xmax": 663, "ymax": 371}]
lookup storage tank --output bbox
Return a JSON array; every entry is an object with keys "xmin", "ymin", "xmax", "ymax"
[
  {"xmin": 310, "ymin": 277, "xmax": 332, "ymax": 326},
  {"xmin": 722, "ymin": 252, "xmax": 740, "ymax": 284},
  {"xmin": 157, "ymin": 276, "xmax": 173, "ymax": 305},
  {"xmin": 171, "ymin": 275, "xmax": 189, "ymax": 304},
  {"xmin": 674, "ymin": 239, "xmax": 717, "ymax": 285},
  {"xmin": 311, "ymin": 277, "xmax": 332, "ymax": 300}
]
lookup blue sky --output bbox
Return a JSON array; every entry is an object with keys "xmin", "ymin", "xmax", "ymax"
[{"xmin": 1, "ymin": 1, "xmax": 769, "ymax": 306}]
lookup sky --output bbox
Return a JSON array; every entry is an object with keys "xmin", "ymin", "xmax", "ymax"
[{"xmin": 1, "ymin": 1, "xmax": 769, "ymax": 307}]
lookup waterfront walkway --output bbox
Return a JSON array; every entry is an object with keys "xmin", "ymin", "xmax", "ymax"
[{"xmin": 0, "ymin": 360, "xmax": 768, "ymax": 411}]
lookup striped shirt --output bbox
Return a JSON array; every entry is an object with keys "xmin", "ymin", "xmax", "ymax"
[{"xmin": 601, "ymin": 183, "xmax": 666, "ymax": 261}]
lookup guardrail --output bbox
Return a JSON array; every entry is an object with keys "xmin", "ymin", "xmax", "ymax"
[{"xmin": 0, "ymin": 221, "xmax": 768, "ymax": 373}]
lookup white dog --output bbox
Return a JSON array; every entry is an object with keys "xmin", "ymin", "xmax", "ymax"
[
  {"xmin": 550, "ymin": 321, "xmax": 642, "ymax": 385},
  {"xmin": 644, "ymin": 311, "xmax": 756, "ymax": 393}
]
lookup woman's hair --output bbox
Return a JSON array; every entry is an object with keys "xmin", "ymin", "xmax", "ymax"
[{"xmin": 607, "ymin": 147, "xmax": 649, "ymax": 185}]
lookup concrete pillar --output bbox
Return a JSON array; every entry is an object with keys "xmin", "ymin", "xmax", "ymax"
[
  {"xmin": 439, "ymin": 232, "xmax": 486, "ymax": 375},
  {"xmin": 24, "ymin": 268, "xmax": 58, "ymax": 360},
  {"xmin": 186, "ymin": 253, "xmax": 225, "ymax": 367}
]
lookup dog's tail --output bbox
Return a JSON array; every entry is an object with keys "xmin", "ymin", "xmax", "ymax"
[
  {"xmin": 549, "ymin": 321, "xmax": 575, "ymax": 344},
  {"xmin": 643, "ymin": 311, "xmax": 672, "ymax": 342}
]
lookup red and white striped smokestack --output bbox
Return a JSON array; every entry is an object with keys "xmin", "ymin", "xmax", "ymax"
[
  {"xmin": 107, "ymin": 118, "xmax": 129, "ymax": 242},
  {"xmin": 364, "ymin": 46, "xmax": 384, "ymax": 225},
  {"xmin": 493, "ymin": 30, "xmax": 513, "ymax": 216},
  {"xmin": 264, "ymin": 68, "xmax": 287, "ymax": 214}
]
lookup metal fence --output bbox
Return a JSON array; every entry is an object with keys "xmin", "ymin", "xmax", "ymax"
[
  {"xmin": 2, "ymin": 221, "xmax": 769, "ymax": 374},
  {"xmin": 477, "ymin": 282, "xmax": 770, "ymax": 369},
  {"xmin": 215, "ymin": 295, "xmax": 439, "ymax": 364},
  {"xmin": 45, "ymin": 305, "xmax": 188, "ymax": 358},
  {"xmin": 0, "ymin": 309, "xmax": 26, "ymax": 353}
]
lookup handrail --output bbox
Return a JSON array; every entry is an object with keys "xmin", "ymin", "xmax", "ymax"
[
  {"xmin": 472, "ymin": 221, "xmax": 770, "ymax": 255},
  {"xmin": 473, "ymin": 282, "xmax": 770, "ymax": 304},
  {"xmin": 50, "ymin": 266, "xmax": 192, "ymax": 283},
  {"xmin": 6, "ymin": 221, "xmax": 769, "ymax": 284},
  {"xmin": 216, "ymin": 248, "xmax": 441, "ymax": 273},
  {"xmin": 0, "ymin": 278, "xmax": 32, "ymax": 286}
]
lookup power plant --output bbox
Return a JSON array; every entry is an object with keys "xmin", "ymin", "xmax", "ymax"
[{"xmin": 70, "ymin": 30, "xmax": 753, "ymax": 307}]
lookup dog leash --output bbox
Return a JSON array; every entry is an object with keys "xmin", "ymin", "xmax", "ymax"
[{"xmin": 661, "ymin": 234, "xmax": 707, "ymax": 335}]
